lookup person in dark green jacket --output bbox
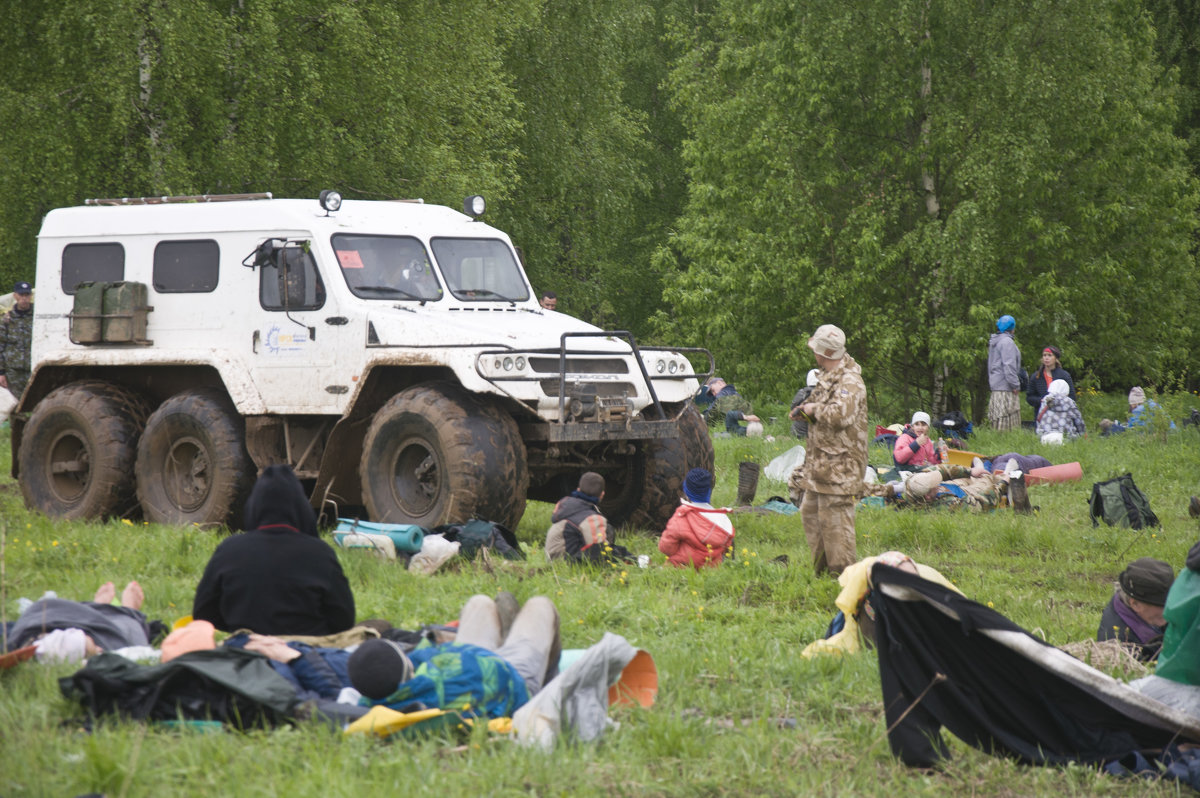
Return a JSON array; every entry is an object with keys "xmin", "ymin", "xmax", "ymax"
[{"xmin": 1129, "ymin": 543, "xmax": 1200, "ymax": 717}]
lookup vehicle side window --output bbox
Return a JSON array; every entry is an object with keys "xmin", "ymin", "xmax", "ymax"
[
  {"xmin": 62, "ymin": 243, "xmax": 124, "ymax": 294},
  {"xmin": 260, "ymin": 245, "xmax": 325, "ymax": 311},
  {"xmin": 153, "ymin": 240, "xmax": 219, "ymax": 293}
]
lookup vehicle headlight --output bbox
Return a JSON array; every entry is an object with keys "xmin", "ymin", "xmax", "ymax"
[
  {"xmin": 668, "ymin": 360, "xmax": 678, "ymax": 374},
  {"xmin": 319, "ymin": 189, "xmax": 342, "ymax": 213},
  {"xmin": 493, "ymin": 358, "xmax": 503, "ymax": 370},
  {"xmin": 656, "ymin": 359, "xmax": 666, "ymax": 374},
  {"xmin": 515, "ymin": 356, "xmax": 526, "ymax": 371},
  {"xmin": 503, "ymin": 357, "xmax": 514, "ymax": 371}
]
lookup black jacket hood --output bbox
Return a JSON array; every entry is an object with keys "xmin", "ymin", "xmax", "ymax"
[{"xmin": 242, "ymin": 464, "xmax": 318, "ymax": 537}]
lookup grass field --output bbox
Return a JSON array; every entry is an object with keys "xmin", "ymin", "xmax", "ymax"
[{"xmin": 1, "ymin": 393, "xmax": 1199, "ymax": 797}]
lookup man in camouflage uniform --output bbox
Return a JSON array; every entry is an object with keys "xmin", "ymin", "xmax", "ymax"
[
  {"xmin": 796, "ymin": 324, "xmax": 868, "ymax": 576},
  {"xmin": 867, "ymin": 463, "xmax": 1009, "ymax": 512},
  {"xmin": 0, "ymin": 281, "xmax": 34, "ymax": 400}
]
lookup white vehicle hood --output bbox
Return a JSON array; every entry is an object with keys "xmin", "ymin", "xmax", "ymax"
[{"xmin": 367, "ymin": 306, "xmax": 637, "ymax": 353}]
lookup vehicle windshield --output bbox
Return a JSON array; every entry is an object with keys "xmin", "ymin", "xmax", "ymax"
[
  {"xmin": 430, "ymin": 238, "xmax": 529, "ymax": 302},
  {"xmin": 332, "ymin": 234, "xmax": 443, "ymax": 301}
]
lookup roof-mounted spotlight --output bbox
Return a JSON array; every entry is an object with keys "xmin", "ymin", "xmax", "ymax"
[
  {"xmin": 463, "ymin": 195, "xmax": 485, "ymax": 219},
  {"xmin": 319, "ymin": 189, "xmax": 342, "ymax": 214}
]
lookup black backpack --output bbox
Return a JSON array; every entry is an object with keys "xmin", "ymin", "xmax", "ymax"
[
  {"xmin": 1089, "ymin": 473, "xmax": 1159, "ymax": 529},
  {"xmin": 434, "ymin": 519, "xmax": 526, "ymax": 560},
  {"xmin": 933, "ymin": 410, "xmax": 973, "ymax": 439}
]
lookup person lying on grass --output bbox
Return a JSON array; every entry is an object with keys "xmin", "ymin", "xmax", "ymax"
[
  {"xmin": 802, "ymin": 552, "xmax": 961, "ymax": 659},
  {"xmin": 5, "ymin": 580, "xmax": 159, "ymax": 663},
  {"xmin": 348, "ymin": 593, "xmax": 561, "ymax": 722},
  {"xmin": 866, "ymin": 462, "xmax": 1014, "ymax": 512},
  {"xmin": 658, "ymin": 468, "xmax": 735, "ymax": 569}
]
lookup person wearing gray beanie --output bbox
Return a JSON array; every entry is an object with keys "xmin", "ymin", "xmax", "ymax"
[{"xmin": 1097, "ymin": 557, "xmax": 1174, "ymax": 661}]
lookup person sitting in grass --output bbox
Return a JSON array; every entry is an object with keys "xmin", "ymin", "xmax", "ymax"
[
  {"xmin": 1097, "ymin": 557, "xmax": 1174, "ymax": 662},
  {"xmin": 658, "ymin": 468, "xmax": 735, "ymax": 569},
  {"xmin": 5, "ymin": 581, "xmax": 156, "ymax": 663},
  {"xmin": 892, "ymin": 411, "xmax": 948, "ymax": 468},
  {"xmin": 1128, "ymin": 542, "xmax": 1200, "ymax": 718},
  {"xmin": 1101, "ymin": 386, "xmax": 1173, "ymax": 435},
  {"xmin": 544, "ymin": 471, "xmax": 631, "ymax": 565},
  {"xmin": 348, "ymin": 593, "xmax": 561, "ymax": 722},
  {"xmin": 193, "ymin": 464, "xmax": 356, "ymax": 636},
  {"xmin": 1036, "ymin": 379, "xmax": 1086, "ymax": 442}
]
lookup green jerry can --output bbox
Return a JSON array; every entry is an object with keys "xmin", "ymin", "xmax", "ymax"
[
  {"xmin": 101, "ymin": 281, "xmax": 151, "ymax": 343},
  {"xmin": 69, "ymin": 281, "xmax": 104, "ymax": 344}
]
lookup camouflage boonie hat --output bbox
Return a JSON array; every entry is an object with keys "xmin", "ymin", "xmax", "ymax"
[{"xmin": 807, "ymin": 324, "xmax": 846, "ymax": 359}]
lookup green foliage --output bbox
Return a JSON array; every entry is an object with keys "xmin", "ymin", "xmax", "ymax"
[
  {"xmin": 0, "ymin": 0, "xmax": 529, "ymax": 284},
  {"xmin": 495, "ymin": 0, "xmax": 673, "ymax": 336},
  {"xmin": 657, "ymin": 0, "xmax": 1200, "ymax": 406},
  {"xmin": 3, "ymin": 395, "xmax": 1200, "ymax": 795}
]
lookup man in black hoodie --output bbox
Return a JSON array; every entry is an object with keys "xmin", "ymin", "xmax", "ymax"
[{"xmin": 192, "ymin": 465, "xmax": 355, "ymax": 636}]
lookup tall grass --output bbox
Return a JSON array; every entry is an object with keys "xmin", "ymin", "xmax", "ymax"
[{"xmin": 2, "ymin": 395, "xmax": 1198, "ymax": 796}]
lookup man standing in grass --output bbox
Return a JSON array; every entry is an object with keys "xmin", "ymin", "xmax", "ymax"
[
  {"xmin": 0, "ymin": 281, "xmax": 34, "ymax": 400},
  {"xmin": 796, "ymin": 324, "xmax": 868, "ymax": 576}
]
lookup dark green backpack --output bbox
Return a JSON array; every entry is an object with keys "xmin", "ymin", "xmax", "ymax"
[{"xmin": 1089, "ymin": 473, "xmax": 1159, "ymax": 529}]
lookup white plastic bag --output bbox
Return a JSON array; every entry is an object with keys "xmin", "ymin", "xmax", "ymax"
[
  {"xmin": 764, "ymin": 445, "xmax": 805, "ymax": 482},
  {"xmin": 408, "ymin": 534, "xmax": 460, "ymax": 575}
]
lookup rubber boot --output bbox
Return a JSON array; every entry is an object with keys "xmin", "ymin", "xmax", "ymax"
[
  {"xmin": 737, "ymin": 461, "xmax": 761, "ymax": 506},
  {"xmin": 1008, "ymin": 474, "xmax": 1032, "ymax": 515}
]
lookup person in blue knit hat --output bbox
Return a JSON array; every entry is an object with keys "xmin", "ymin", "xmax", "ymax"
[{"xmin": 657, "ymin": 468, "xmax": 735, "ymax": 569}]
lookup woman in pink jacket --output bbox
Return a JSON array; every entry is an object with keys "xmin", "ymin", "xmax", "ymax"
[
  {"xmin": 658, "ymin": 469, "xmax": 735, "ymax": 569},
  {"xmin": 892, "ymin": 412, "xmax": 947, "ymax": 468}
]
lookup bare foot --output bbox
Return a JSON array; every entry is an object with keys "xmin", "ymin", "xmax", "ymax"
[
  {"xmin": 93, "ymin": 581, "xmax": 115, "ymax": 604},
  {"xmin": 120, "ymin": 581, "xmax": 144, "ymax": 610}
]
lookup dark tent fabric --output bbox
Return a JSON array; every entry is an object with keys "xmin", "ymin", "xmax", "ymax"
[
  {"xmin": 60, "ymin": 648, "xmax": 298, "ymax": 729},
  {"xmin": 869, "ymin": 563, "xmax": 1200, "ymax": 768}
]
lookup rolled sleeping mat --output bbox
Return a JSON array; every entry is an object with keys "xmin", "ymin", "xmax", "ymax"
[{"xmin": 1024, "ymin": 461, "xmax": 1083, "ymax": 486}]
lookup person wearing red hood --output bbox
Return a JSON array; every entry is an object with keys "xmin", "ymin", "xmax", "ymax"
[
  {"xmin": 658, "ymin": 468, "xmax": 735, "ymax": 569},
  {"xmin": 192, "ymin": 464, "xmax": 355, "ymax": 636}
]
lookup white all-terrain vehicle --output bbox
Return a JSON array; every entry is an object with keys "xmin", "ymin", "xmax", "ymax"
[{"xmin": 14, "ymin": 191, "xmax": 713, "ymax": 531}]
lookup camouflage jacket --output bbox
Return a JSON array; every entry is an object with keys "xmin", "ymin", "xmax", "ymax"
[
  {"xmin": 800, "ymin": 355, "xmax": 868, "ymax": 496},
  {"xmin": 0, "ymin": 306, "xmax": 33, "ymax": 375}
]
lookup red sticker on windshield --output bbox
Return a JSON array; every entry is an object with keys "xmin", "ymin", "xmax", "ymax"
[{"xmin": 337, "ymin": 251, "xmax": 364, "ymax": 269}]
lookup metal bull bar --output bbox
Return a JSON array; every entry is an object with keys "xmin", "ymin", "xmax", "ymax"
[
  {"xmin": 476, "ymin": 332, "xmax": 714, "ymax": 439},
  {"xmin": 554, "ymin": 330, "xmax": 708, "ymax": 422}
]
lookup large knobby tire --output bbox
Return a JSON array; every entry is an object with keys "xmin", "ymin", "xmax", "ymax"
[
  {"xmin": 605, "ymin": 405, "xmax": 715, "ymax": 531},
  {"xmin": 360, "ymin": 382, "xmax": 528, "ymax": 529},
  {"xmin": 136, "ymin": 388, "xmax": 255, "ymax": 528},
  {"xmin": 19, "ymin": 381, "xmax": 149, "ymax": 520}
]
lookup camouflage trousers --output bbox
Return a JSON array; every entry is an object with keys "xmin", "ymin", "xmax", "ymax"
[
  {"xmin": 988, "ymin": 390, "xmax": 1021, "ymax": 431},
  {"xmin": 801, "ymin": 490, "xmax": 858, "ymax": 576},
  {"xmin": 5, "ymin": 370, "xmax": 28, "ymax": 401}
]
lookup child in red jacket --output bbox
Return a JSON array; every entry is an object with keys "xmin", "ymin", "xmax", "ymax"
[{"xmin": 658, "ymin": 468, "xmax": 735, "ymax": 569}]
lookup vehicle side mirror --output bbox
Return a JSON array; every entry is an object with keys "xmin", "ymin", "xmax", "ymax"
[{"xmin": 243, "ymin": 238, "xmax": 282, "ymax": 270}]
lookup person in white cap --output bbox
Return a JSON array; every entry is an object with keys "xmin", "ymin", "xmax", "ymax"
[
  {"xmin": 795, "ymin": 324, "xmax": 868, "ymax": 576},
  {"xmin": 893, "ymin": 411, "xmax": 948, "ymax": 468},
  {"xmin": 1035, "ymin": 378, "xmax": 1085, "ymax": 441}
]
